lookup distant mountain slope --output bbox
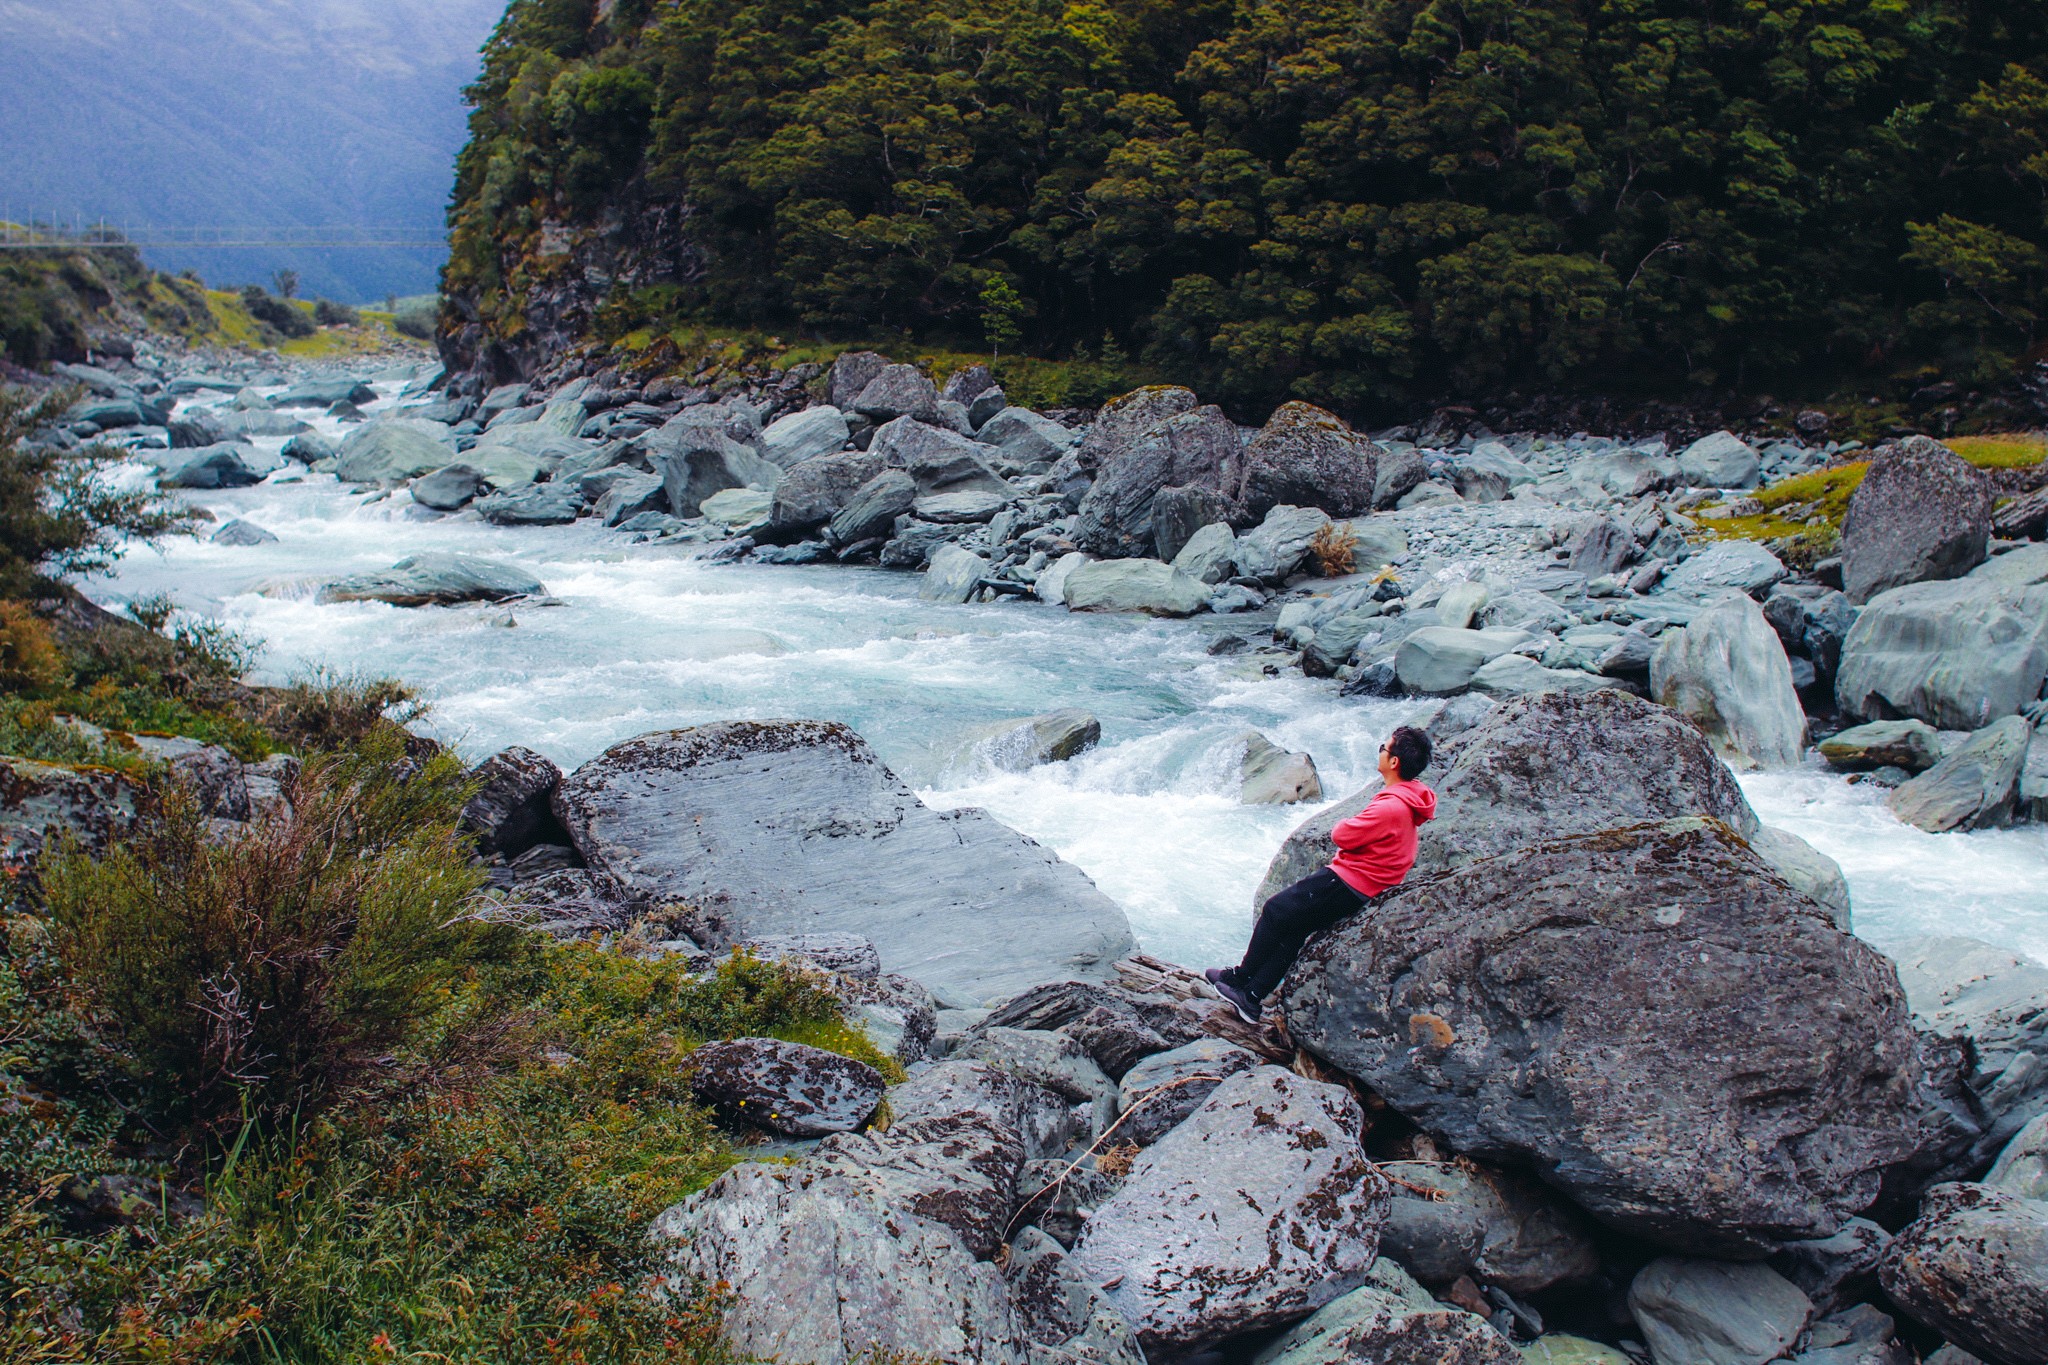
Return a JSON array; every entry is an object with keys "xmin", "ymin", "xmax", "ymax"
[{"xmin": 0, "ymin": 0, "xmax": 505, "ymax": 303}]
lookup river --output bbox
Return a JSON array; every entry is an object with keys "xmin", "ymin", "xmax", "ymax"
[{"xmin": 95, "ymin": 377, "xmax": 2048, "ymax": 970}]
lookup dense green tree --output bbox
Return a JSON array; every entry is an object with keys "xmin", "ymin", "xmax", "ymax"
[{"xmin": 444, "ymin": 0, "xmax": 2048, "ymax": 417}]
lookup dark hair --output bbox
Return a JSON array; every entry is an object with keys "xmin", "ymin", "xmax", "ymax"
[{"xmin": 1387, "ymin": 726, "xmax": 1432, "ymax": 781}]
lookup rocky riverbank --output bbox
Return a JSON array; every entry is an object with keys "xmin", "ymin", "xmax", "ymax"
[{"xmin": 8, "ymin": 342, "xmax": 2048, "ymax": 1364}]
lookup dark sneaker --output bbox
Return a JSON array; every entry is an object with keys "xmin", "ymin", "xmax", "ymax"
[{"xmin": 1204, "ymin": 969, "xmax": 1262, "ymax": 1026}]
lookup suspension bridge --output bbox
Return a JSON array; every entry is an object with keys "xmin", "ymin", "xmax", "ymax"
[{"xmin": 0, "ymin": 214, "xmax": 446, "ymax": 250}]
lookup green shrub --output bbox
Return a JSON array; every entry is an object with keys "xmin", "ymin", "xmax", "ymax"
[
  {"xmin": 43, "ymin": 729, "xmax": 515, "ymax": 1139},
  {"xmin": 310, "ymin": 299, "xmax": 358, "ymax": 328},
  {"xmin": 254, "ymin": 668, "xmax": 425, "ymax": 754}
]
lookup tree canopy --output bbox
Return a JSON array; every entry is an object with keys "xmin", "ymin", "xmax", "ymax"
[{"xmin": 445, "ymin": 0, "xmax": 2048, "ymax": 418}]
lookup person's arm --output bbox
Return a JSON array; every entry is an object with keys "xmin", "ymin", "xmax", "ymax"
[{"xmin": 1330, "ymin": 794, "xmax": 1394, "ymax": 852}]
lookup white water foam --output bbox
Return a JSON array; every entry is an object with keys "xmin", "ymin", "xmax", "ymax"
[{"xmin": 89, "ymin": 379, "xmax": 2048, "ymax": 970}]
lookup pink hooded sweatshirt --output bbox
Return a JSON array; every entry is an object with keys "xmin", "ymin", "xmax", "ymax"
[{"xmin": 1328, "ymin": 780, "xmax": 1438, "ymax": 898}]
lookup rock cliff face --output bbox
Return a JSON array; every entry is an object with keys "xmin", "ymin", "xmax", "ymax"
[{"xmin": 440, "ymin": 191, "xmax": 707, "ymax": 393}]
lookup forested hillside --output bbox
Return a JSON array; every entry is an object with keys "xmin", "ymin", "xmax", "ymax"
[{"xmin": 443, "ymin": 0, "xmax": 2048, "ymax": 419}]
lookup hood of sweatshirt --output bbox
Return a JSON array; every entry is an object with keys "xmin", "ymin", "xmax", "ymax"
[{"xmin": 1384, "ymin": 780, "xmax": 1437, "ymax": 824}]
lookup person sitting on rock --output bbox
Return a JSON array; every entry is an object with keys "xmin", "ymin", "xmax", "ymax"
[{"xmin": 1207, "ymin": 726, "xmax": 1437, "ymax": 1023}]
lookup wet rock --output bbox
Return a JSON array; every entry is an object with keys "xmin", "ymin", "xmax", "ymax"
[
  {"xmin": 211, "ymin": 518, "xmax": 277, "ymax": 546},
  {"xmin": 273, "ymin": 378, "xmax": 376, "ymax": 409},
  {"xmin": 1249, "ymin": 1258, "xmax": 1520, "ymax": 1365},
  {"xmin": 551, "ymin": 721, "xmax": 1135, "ymax": 1003},
  {"xmin": 411, "ymin": 463, "xmax": 489, "ymax": 510},
  {"xmin": 1627, "ymin": 1258, "xmax": 1813, "ymax": 1365},
  {"xmin": 461, "ymin": 747, "xmax": 565, "ymax": 859},
  {"xmin": 1769, "ymin": 1218, "xmax": 1892, "ymax": 1315},
  {"xmin": 216, "ymin": 408, "xmax": 312, "ymax": 439},
  {"xmin": 1892, "ymin": 936, "xmax": 2048, "ymax": 1163},
  {"xmin": 1650, "ymin": 593, "xmax": 1808, "ymax": 768},
  {"xmin": 1469, "ymin": 653, "xmax": 1621, "ymax": 698},
  {"xmin": 1835, "ymin": 579, "xmax": 2048, "ymax": 729},
  {"xmin": 1239, "ymin": 731, "xmax": 1323, "ymax": 804},
  {"xmin": 921, "ymin": 544, "xmax": 988, "ymax": 603},
  {"xmin": 1377, "ymin": 1160, "xmax": 1601, "ymax": 1295},
  {"xmin": 1842, "ymin": 437, "xmax": 1993, "ymax": 603},
  {"xmin": 318, "ymin": 552, "xmax": 546, "ymax": 607},
  {"xmin": 475, "ymin": 480, "xmax": 585, "ymax": 525},
  {"xmin": 1003, "ymin": 1226, "xmax": 1147, "ymax": 1365},
  {"xmin": 1878, "ymin": 1183, "xmax": 2048, "ymax": 1365},
  {"xmin": 645, "ymin": 415, "xmax": 781, "ymax": 518},
  {"xmin": 1985, "ymin": 1113, "xmax": 2048, "ymax": 1200},
  {"xmin": 1233, "ymin": 504, "xmax": 1334, "ymax": 582},
  {"xmin": 683, "ymin": 1036, "xmax": 885, "ymax": 1136},
  {"xmin": 1074, "ymin": 407, "xmax": 1243, "ymax": 559},
  {"xmin": 593, "ymin": 470, "xmax": 668, "ymax": 526},
  {"xmin": 1889, "ymin": 717, "xmax": 2032, "ymax": 831},
  {"xmin": 334, "ymin": 419, "xmax": 454, "ymax": 483},
  {"xmin": 699, "ymin": 486, "xmax": 773, "ymax": 533},
  {"xmin": 281, "ymin": 430, "xmax": 337, "ymax": 464},
  {"xmin": 161, "ymin": 444, "xmax": 266, "ymax": 488},
  {"xmin": 970, "ymin": 710, "xmax": 1102, "ymax": 772},
  {"xmin": 1062, "ymin": 559, "xmax": 1209, "ymax": 616},
  {"xmin": 1282, "ymin": 819, "xmax": 1940, "ymax": 1255},
  {"xmin": 1819, "ymin": 720, "xmax": 1943, "ymax": 773},
  {"xmin": 1235, "ymin": 401, "xmax": 1378, "ymax": 522},
  {"xmin": 760, "ymin": 405, "xmax": 850, "ymax": 468},
  {"xmin": 852, "ymin": 363, "xmax": 940, "ymax": 423},
  {"xmin": 0, "ymin": 757, "xmax": 141, "ymax": 874},
  {"xmin": 1746, "ymin": 825, "xmax": 1853, "ymax": 930},
  {"xmin": 1394, "ymin": 626, "xmax": 1531, "ymax": 694},
  {"xmin": 1677, "ymin": 431, "xmax": 1764, "ymax": 489},
  {"xmin": 1168, "ymin": 521, "xmax": 1236, "ymax": 584},
  {"xmin": 1071, "ymin": 1066, "xmax": 1390, "ymax": 1351}
]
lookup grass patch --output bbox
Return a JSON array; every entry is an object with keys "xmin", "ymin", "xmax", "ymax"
[{"xmin": 1947, "ymin": 431, "xmax": 2048, "ymax": 468}]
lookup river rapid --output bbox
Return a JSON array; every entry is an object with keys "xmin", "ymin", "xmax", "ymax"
[{"xmin": 95, "ymin": 377, "xmax": 2048, "ymax": 970}]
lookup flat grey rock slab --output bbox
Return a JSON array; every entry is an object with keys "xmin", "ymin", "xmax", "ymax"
[{"xmin": 552, "ymin": 721, "xmax": 1135, "ymax": 1004}]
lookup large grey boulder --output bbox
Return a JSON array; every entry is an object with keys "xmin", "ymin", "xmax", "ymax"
[
  {"xmin": 1257, "ymin": 690, "xmax": 1761, "ymax": 904},
  {"xmin": 1235, "ymin": 402, "xmax": 1379, "ymax": 522},
  {"xmin": 1574, "ymin": 446, "xmax": 1681, "ymax": 500},
  {"xmin": 761, "ymin": 405, "xmax": 850, "ymax": 468},
  {"xmin": 1986, "ymin": 1114, "xmax": 2048, "ymax": 1200},
  {"xmin": 826, "ymin": 469, "xmax": 918, "ymax": 546},
  {"xmin": 827, "ymin": 350, "xmax": 889, "ymax": 409},
  {"xmin": 1170, "ymin": 521, "xmax": 1236, "ymax": 584},
  {"xmin": 1655, "ymin": 539, "xmax": 1787, "ymax": 599},
  {"xmin": 1678, "ymin": 431, "xmax": 1764, "ymax": 489},
  {"xmin": 1233, "ymin": 503, "xmax": 1333, "ymax": 582},
  {"xmin": 977, "ymin": 407, "xmax": 1076, "ymax": 469},
  {"xmin": 1003, "ymin": 1226, "xmax": 1147, "ymax": 1365},
  {"xmin": 1239, "ymin": 731, "xmax": 1323, "ymax": 804},
  {"xmin": 160, "ymin": 445, "xmax": 266, "ymax": 489},
  {"xmin": 1377, "ymin": 1160, "xmax": 1600, "ymax": 1294},
  {"xmin": 1281, "ymin": 819, "xmax": 1940, "ymax": 1255},
  {"xmin": 1889, "ymin": 717, "xmax": 2032, "ymax": 831},
  {"xmin": 333, "ymin": 419, "xmax": 453, "ymax": 483},
  {"xmin": 1650, "ymin": 594, "xmax": 1808, "ymax": 768},
  {"xmin": 1469, "ymin": 652, "xmax": 1621, "ymax": 698},
  {"xmin": 1374, "ymin": 443, "xmax": 1429, "ymax": 508},
  {"xmin": 1835, "ymin": 579, "xmax": 2048, "ymax": 729},
  {"xmin": 968, "ymin": 710, "xmax": 1102, "ymax": 772},
  {"xmin": 852, "ymin": 363, "xmax": 940, "ymax": 423},
  {"xmin": 211, "ymin": 519, "xmax": 277, "ymax": 547},
  {"xmin": 956, "ymin": 1026, "xmax": 1117, "ymax": 1132},
  {"xmin": 1071, "ymin": 1067, "xmax": 1390, "ymax": 1351},
  {"xmin": 475, "ymin": 480, "xmax": 585, "ymax": 526},
  {"xmin": 770, "ymin": 450, "xmax": 890, "ymax": 533},
  {"xmin": 920, "ymin": 544, "xmax": 988, "ymax": 603},
  {"xmin": 458, "ymin": 439, "xmax": 546, "ymax": 489},
  {"xmin": 1842, "ymin": 437, "xmax": 1993, "ymax": 603},
  {"xmin": 273, "ymin": 377, "xmax": 376, "ymax": 409},
  {"xmin": 593, "ymin": 470, "xmax": 668, "ymax": 526},
  {"xmin": 1061, "ymin": 559, "xmax": 1209, "ymax": 616},
  {"xmin": 552, "ymin": 722, "xmax": 1135, "ymax": 1003},
  {"xmin": 915, "ymin": 489, "xmax": 1011, "ymax": 523},
  {"xmin": 1249, "ymin": 1259, "xmax": 1520, "ymax": 1365},
  {"xmin": 1628, "ymin": 1258, "xmax": 1814, "ymax": 1365},
  {"xmin": 1769, "ymin": 1218, "xmax": 1894, "ymax": 1315},
  {"xmin": 645, "ymin": 413, "xmax": 780, "ymax": 517},
  {"xmin": 1892, "ymin": 936, "xmax": 2048, "ymax": 1163},
  {"xmin": 460, "ymin": 746, "xmax": 564, "ymax": 858},
  {"xmin": 891, "ymin": 1059, "xmax": 1083, "ymax": 1163},
  {"xmin": 650, "ymin": 1125, "xmax": 1030, "ymax": 1363},
  {"xmin": 216, "ymin": 408, "xmax": 311, "ymax": 439},
  {"xmin": 1114, "ymin": 1038, "xmax": 1264, "ymax": 1146},
  {"xmin": 411, "ymin": 464, "xmax": 488, "ymax": 511},
  {"xmin": 1394, "ymin": 626, "xmax": 1530, "ymax": 695},
  {"xmin": 1067, "ymin": 385, "xmax": 1199, "ymax": 479},
  {"xmin": 871, "ymin": 416, "xmax": 1013, "ymax": 497},
  {"xmin": 317, "ymin": 552, "xmax": 546, "ymax": 607},
  {"xmin": 683, "ymin": 1037, "xmax": 885, "ymax": 1136},
  {"xmin": 1819, "ymin": 720, "xmax": 1943, "ymax": 773},
  {"xmin": 1878, "ymin": 1183, "xmax": 2048, "ymax": 1365},
  {"xmin": 0, "ymin": 757, "xmax": 141, "ymax": 872},
  {"xmin": 1073, "ymin": 407, "xmax": 1243, "ymax": 559}
]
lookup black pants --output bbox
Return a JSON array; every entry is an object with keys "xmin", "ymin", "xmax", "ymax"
[{"xmin": 1229, "ymin": 867, "xmax": 1369, "ymax": 1001}]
